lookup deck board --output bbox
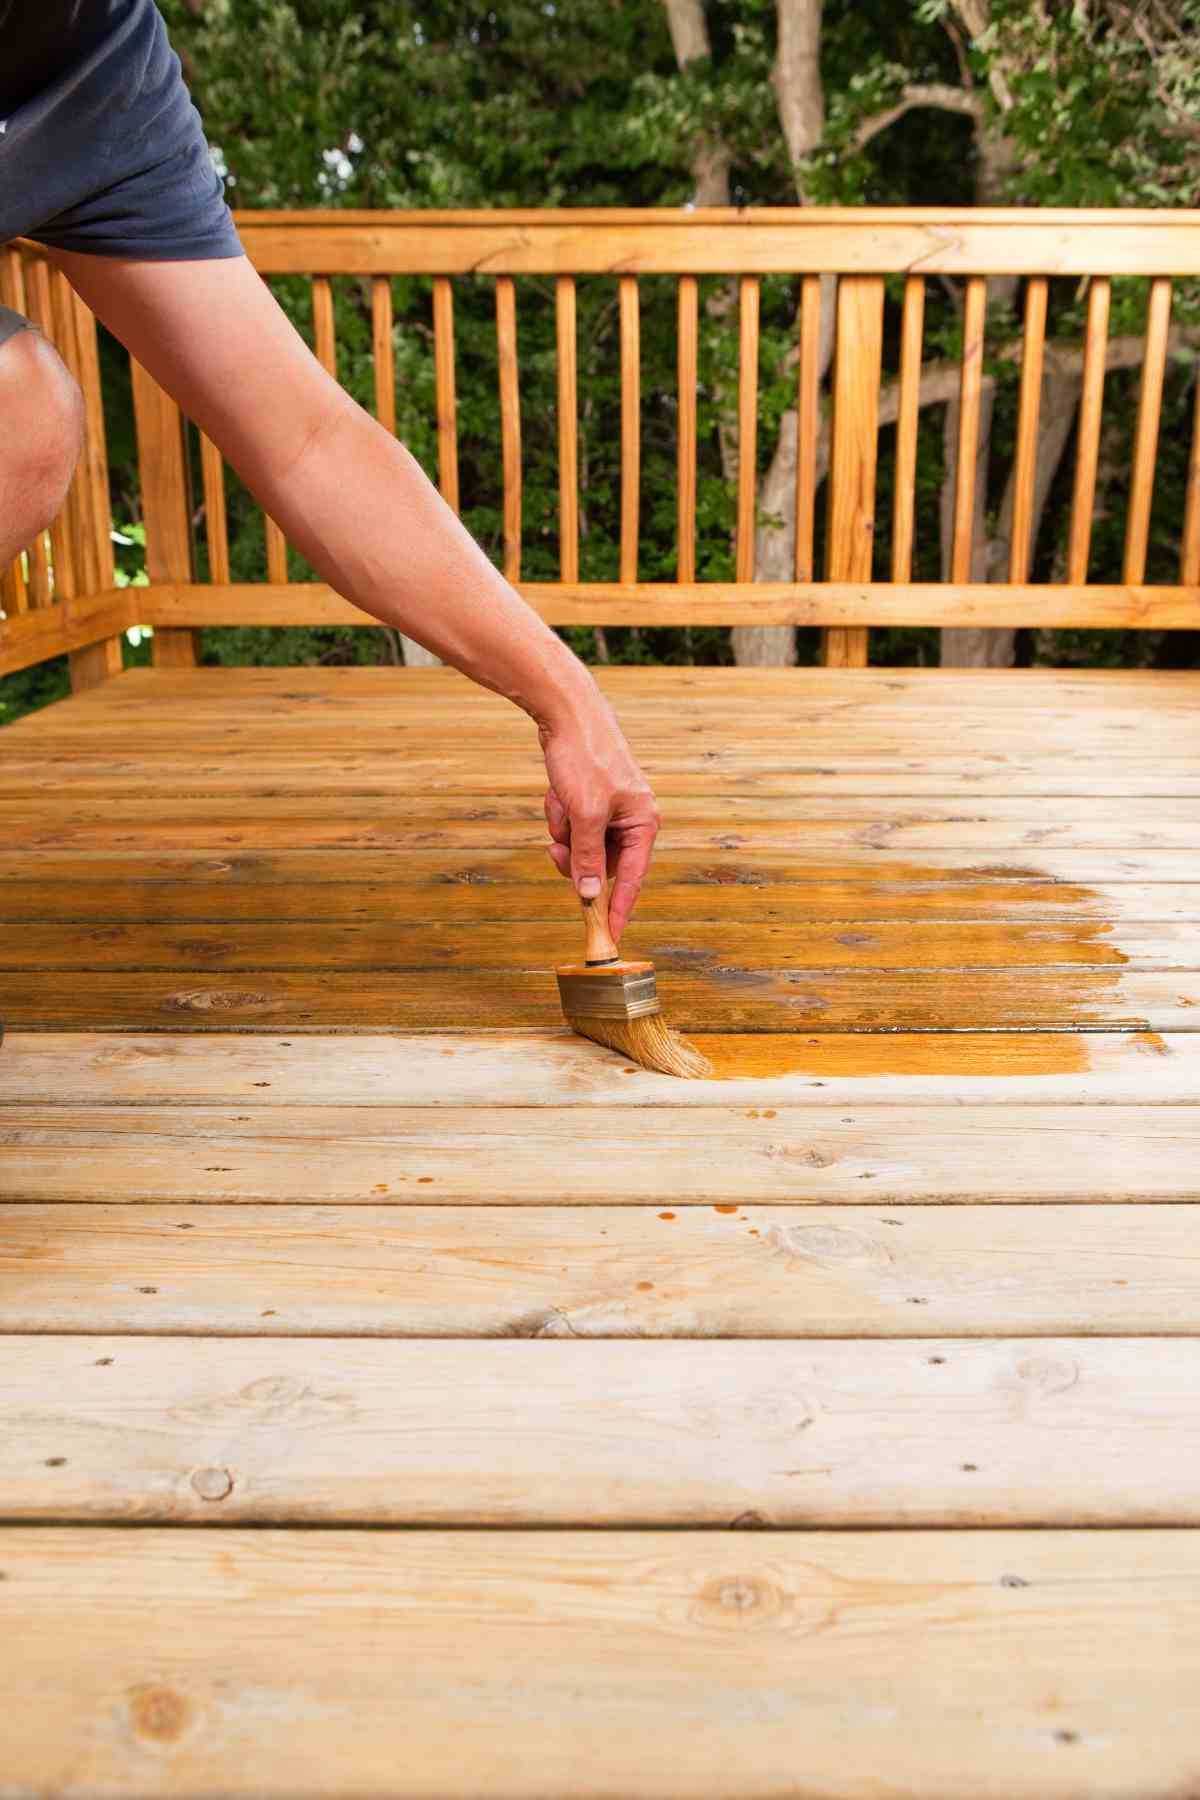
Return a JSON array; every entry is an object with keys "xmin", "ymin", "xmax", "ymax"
[
  {"xmin": 6, "ymin": 1201, "xmax": 1200, "ymax": 1337},
  {"xmin": 1, "ymin": 664, "xmax": 1196, "ymax": 1794},
  {"xmin": 7, "ymin": 1527, "xmax": 1200, "ymax": 1798}
]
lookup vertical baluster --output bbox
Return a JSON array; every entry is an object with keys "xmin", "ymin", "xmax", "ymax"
[
  {"xmin": 1180, "ymin": 358, "xmax": 1200, "ymax": 588},
  {"xmin": 495, "ymin": 276, "xmax": 521, "ymax": 582},
  {"xmin": 677, "ymin": 276, "xmax": 699, "ymax": 585},
  {"xmin": 556, "ymin": 276, "xmax": 579, "ymax": 584},
  {"xmin": 794, "ymin": 276, "xmax": 821, "ymax": 586},
  {"xmin": 1123, "ymin": 277, "xmax": 1172, "ymax": 585},
  {"xmin": 23, "ymin": 255, "xmax": 76, "ymax": 602},
  {"xmin": 950, "ymin": 276, "xmax": 988, "ymax": 584},
  {"xmin": 200, "ymin": 436, "xmax": 230, "ymax": 584},
  {"xmin": 891, "ymin": 276, "xmax": 925, "ymax": 584},
  {"xmin": 264, "ymin": 518, "xmax": 289, "ymax": 584},
  {"xmin": 50, "ymin": 269, "xmax": 104, "ymax": 598},
  {"xmin": 433, "ymin": 277, "xmax": 459, "ymax": 512},
  {"xmin": 372, "ymin": 278, "xmax": 396, "ymax": 436},
  {"xmin": 1009, "ymin": 276, "xmax": 1048, "ymax": 584},
  {"xmin": 312, "ymin": 275, "xmax": 336, "ymax": 377},
  {"xmin": 1067, "ymin": 277, "xmax": 1110, "ymax": 585},
  {"xmin": 736, "ymin": 276, "xmax": 760, "ymax": 583},
  {"xmin": 130, "ymin": 357, "xmax": 197, "ymax": 665},
  {"xmin": 16, "ymin": 249, "xmax": 51, "ymax": 608},
  {"xmin": 824, "ymin": 276, "xmax": 884, "ymax": 667},
  {"xmin": 619, "ymin": 276, "xmax": 639, "ymax": 586},
  {"xmin": 0, "ymin": 249, "xmax": 29, "ymax": 613}
]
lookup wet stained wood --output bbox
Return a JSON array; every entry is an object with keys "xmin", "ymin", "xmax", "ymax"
[
  {"xmin": 10, "ymin": 1526, "xmax": 1200, "ymax": 1797},
  {"xmin": 3, "ymin": 870, "xmax": 1198, "ymax": 925},
  {"xmin": 3, "ymin": 919, "xmax": 1192, "ymax": 972},
  {"xmin": 2, "ymin": 966, "xmax": 1194, "ymax": 1031},
  {"xmin": 5, "ymin": 1201, "xmax": 1200, "ymax": 1337},
  {"xmin": 7, "ymin": 752, "xmax": 1200, "ymax": 797},
  {"xmin": 6, "ymin": 1334, "xmax": 1200, "ymax": 1526},
  {"xmin": 2, "ymin": 794, "xmax": 1194, "ymax": 851},
  {"xmin": 4, "ymin": 1104, "xmax": 1197, "ymax": 1202}
]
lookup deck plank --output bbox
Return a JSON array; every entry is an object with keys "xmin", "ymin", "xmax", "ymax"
[
  {"xmin": 2, "ymin": 1029, "xmax": 1190, "ymax": 1104},
  {"xmin": 6, "ymin": 1334, "xmax": 1200, "ymax": 1525},
  {"xmin": 5, "ymin": 1201, "xmax": 1200, "ymax": 1337},
  {"xmin": 4, "ymin": 1104, "xmax": 1197, "ymax": 1202},
  {"xmin": 4, "ymin": 965, "xmax": 1195, "ymax": 1029},
  {"xmin": 7, "ymin": 1526, "xmax": 1200, "ymax": 1798},
  {"xmin": 2, "ymin": 793, "xmax": 1195, "ymax": 849},
  {"xmin": 4, "ymin": 919, "xmax": 1195, "ymax": 970}
]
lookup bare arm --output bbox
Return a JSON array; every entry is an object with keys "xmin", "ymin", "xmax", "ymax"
[{"xmin": 50, "ymin": 248, "xmax": 658, "ymax": 936}]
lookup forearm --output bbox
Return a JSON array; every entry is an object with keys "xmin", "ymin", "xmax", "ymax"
[{"xmin": 256, "ymin": 396, "xmax": 600, "ymax": 730}]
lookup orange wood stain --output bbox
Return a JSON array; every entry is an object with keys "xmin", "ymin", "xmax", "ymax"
[{"xmin": 693, "ymin": 1032, "xmax": 1098, "ymax": 1080}]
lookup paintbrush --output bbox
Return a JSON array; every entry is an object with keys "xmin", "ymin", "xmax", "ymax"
[{"xmin": 556, "ymin": 881, "xmax": 712, "ymax": 1078}]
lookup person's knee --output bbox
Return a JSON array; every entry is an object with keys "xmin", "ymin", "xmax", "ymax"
[{"xmin": 0, "ymin": 330, "xmax": 86, "ymax": 540}]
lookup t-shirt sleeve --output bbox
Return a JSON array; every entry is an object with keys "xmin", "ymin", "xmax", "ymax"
[{"xmin": 1, "ymin": 0, "xmax": 244, "ymax": 261}]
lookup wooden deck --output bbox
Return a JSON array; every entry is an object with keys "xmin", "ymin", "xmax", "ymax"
[{"xmin": 3, "ymin": 660, "xmax": 1200, "ymax": 1795}]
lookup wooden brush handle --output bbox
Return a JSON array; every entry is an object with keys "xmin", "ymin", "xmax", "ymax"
[{"xmin": 580, "ymin": 883, "xmax": 620, "ymax": 965}]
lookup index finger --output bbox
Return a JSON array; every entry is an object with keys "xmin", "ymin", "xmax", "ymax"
[{"xmin": 607, "ymin": 819, "xmax": 657, "ymax": 941}]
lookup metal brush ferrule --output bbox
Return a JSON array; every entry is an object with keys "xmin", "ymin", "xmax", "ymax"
[{"xmin": 557, "ymin": 968, "xmax": 661, "ymax": 1021}]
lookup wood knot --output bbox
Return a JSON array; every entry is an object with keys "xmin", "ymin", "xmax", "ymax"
[
  {"xmin": 166, "ymin": 988, "xmax": 274, "ymax": 1012},
  {"xmin": 190, "ymin": 1466, "xmax": 234, "ymax": 1502},
  {"xmin": 129, "ymin": 1684, "xmax": 190, "ymax": 1743},
  {"xmin": 694, "ymin": 1570, "xmax": 785, "ymax": 1630}
]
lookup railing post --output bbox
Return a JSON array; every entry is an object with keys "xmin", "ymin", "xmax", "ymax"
[{"xmin": 823, "ymin": 275, "xmax": 884, "ymax": 668}]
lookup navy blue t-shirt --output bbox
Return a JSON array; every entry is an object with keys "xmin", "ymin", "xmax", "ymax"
[{"xmin": 0, "ymin": 0, "xmax": 243, "ymax": 259}]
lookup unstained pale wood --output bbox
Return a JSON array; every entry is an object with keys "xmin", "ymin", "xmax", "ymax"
[
  {"xmin": 9, "ymin": 1527, "xmax": 1200, "ymax": 1796},
  {"xmin": 2, "ymin": 1030, "xmax": 1192, "ymax": 1106},
  {"xmin": 5, "ymin": 1104, "xmax": 1197, "ymax": 1201},
  {"xmin": 5, "ymin": 1334, "xmax": 1200, "ymax": 1525},
  {"xmin": 6, "ymin": 1199, "xmax": 1200, "ymax": 1336}
]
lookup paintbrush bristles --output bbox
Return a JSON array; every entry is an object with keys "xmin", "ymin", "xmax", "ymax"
[
  {"xmin": 565, "ymin": 1009, "xmax": 713, "ymax": 1080},
  {"xmin": 558, "ymin": 881, "xmax": 712, "ymax": 1078}
]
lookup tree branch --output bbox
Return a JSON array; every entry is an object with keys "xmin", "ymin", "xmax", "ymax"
[{"xmin": 852, "ymin": 82, "xmax": 984, "ymax": 154}]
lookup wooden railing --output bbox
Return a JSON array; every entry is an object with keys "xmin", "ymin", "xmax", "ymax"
[
  {"xmin": 3, "ymin": 208, "xmax": 1199, "ymax": 685},
  {"xmin": 0, "ymin": 242, "xmax": 124, "ymax": 687}
]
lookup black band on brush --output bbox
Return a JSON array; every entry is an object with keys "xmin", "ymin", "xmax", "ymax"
[{"xmin": 585, "ymin": 956, "xmax": 621, "ymax": 967}]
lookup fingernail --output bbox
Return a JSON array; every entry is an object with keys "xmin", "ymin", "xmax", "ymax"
[{"xmin": 578, "ymin": 876, "xmax": 601, "ymax": 900}]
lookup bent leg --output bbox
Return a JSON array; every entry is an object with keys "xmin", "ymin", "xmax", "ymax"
[{"xmin": 0, "ymin": 316, "xmax": 85, "ymax": 571}]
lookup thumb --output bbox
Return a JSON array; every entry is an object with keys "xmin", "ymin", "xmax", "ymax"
[{"xmin": 569, "ymin": 810, "xmax": 608, "ymax": 903}]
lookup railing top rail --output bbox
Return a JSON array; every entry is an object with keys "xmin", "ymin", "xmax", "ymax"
[{"xmin": 232, "ymin": 207, "xmax": 1200, "ymax": 277}]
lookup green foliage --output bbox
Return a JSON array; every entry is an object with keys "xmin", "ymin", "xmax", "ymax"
[{"xmin": 3, "ymin": 0, "xmax": 1197, "ymax": 728}]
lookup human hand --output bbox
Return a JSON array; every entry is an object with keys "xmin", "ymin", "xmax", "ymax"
[{"xmin": 538, "ymin": 699, "xmax": 659, "ymax": 941}]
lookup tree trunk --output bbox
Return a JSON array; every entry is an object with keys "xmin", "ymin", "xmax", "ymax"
[
  {"xmin": 938, "ymin": 0, "xmax": 1019, "ymax": 669},
  {"xmin": 731, "ymin": 0, "xmax": 830, "ymax": 669}
]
